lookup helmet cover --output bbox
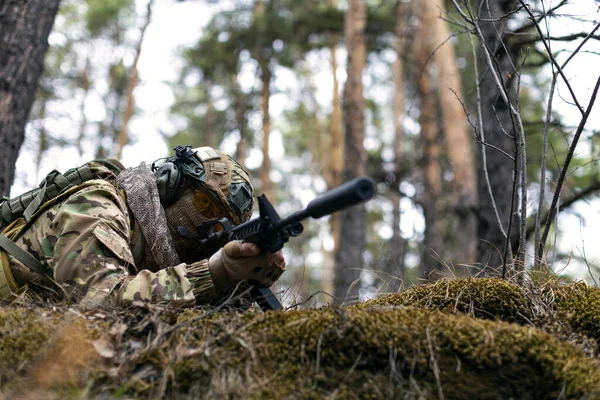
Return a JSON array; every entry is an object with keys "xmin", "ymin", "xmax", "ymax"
[{"xmin": 156, "ymin": 146, "xmax": 255, "ymax": 260}]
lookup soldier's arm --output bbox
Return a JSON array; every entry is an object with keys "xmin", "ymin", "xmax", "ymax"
[{"xmin": 43, "ymin": 181, "xmax": 217, "ymax": 308}]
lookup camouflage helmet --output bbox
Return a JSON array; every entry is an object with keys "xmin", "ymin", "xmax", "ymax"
[{"xmin": 152, "ymin": 145, "xmax": 255, "ymax": 225}]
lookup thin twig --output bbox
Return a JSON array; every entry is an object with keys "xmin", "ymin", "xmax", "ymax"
[
  {"xmin": 467, "ymin": 31, "xmax": 511, "ymax": 262},
  {"xmin": 516, "ymin": 50, "xmax": 530, "ymax": 271},
  {"xmin": 539, "ymin": 76, "xmax": 600, "ymax": 258},
  {"xmin": 526, "ymin": 180, "xmax": 600, "ymax": 240},
  {"xmin": 531, "ymin": 0, "xmax": 558, "ymax": 270},
  {"xmin": 466, "ymin": 0, "xmax": 528, "ymax": 269},
  {"xmin": 519, "ymin": 1, "xmax": 600, "ymax": 114}
]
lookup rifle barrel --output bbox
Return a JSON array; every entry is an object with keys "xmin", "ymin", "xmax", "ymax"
[{"xmin": 277, "ymin": 176, "xmax": 376, "ymax": 228}]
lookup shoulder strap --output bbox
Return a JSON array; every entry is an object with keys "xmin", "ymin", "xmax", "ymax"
[
  {"xmin": 0, "ymin": 159, "xmax": 124, "ymax": 229},
  {"xmin": 0, "ymin": 233, "xmax": 46, "ymax": 276},
  {"xmin": 23, "ymin": 170, "xmax": 74, "ymax": 223}
]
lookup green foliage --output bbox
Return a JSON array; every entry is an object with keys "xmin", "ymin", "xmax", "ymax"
[{"xmin": 85, "ymin": 0, "xmax": 134, "ymax": 36}]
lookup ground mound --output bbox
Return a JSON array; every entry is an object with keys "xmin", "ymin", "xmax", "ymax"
[
  {"xmin": 356, "ymin": 278, "xmax": 532, "ymax": 323},
  {"xmin": 551, "ymin": 281, "xmax": 600, "ymax": 344},
  {"xmin": 357, "ymin": 277, "xmax": 600, "ymax": 352},
  {"xmin": 1, "ymin": 288, "xmax": 600, "ymax": 399}
]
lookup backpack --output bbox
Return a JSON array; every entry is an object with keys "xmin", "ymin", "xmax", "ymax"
[{"xmin": 0, "ymin": 159, "xmax": 125, "ymax": 298}]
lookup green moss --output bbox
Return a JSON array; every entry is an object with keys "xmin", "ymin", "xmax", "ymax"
[
  {"xmin": 553, "ymin": 282, "xmax": 600, "ymax": 343},
  {"xmin": 164, "ymin": 307, "xmax": 600, "ymax": 399},
  {"xmin": 356, "ymin": 278, "xmax": 532, "ymax": 324},
  {"xmin": 0, "ymin": 307, "xmax": 52, "ymax": 382},
  {"xmin": 2, "ymin": 281, "xmax": 600, "ymax": 399}
]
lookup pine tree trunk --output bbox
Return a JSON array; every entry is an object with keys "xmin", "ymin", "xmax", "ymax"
[
  {"xmin": 322, "ymin": 0, "xmax": 344, "ymax": 297},
  {"xmin": 475, "ymin": 0, "xmax": 520, "ymax": 272},
  {"xmin": 430, "ymin": 0, "xmax": 478, "ymax": 273},
  {"xmin": 232, "ymin": 74, "xmax": 247, "ymax": 165},
  {"xmin": 334, "ymin": 0, "xmax": 367, "ymax": 303},
  {"xmin": 0, "ymin": 0, "xmax": 61, "ymax": 196},
  {"xmin": 385, "ymin": 0, "xmax": 410, "ymax": 291},
  {"xmin": 204, "ymin": 100, "xmax": 217, "ymax": 149},
  {"xmin": 415, "ymin": 0, "xmax": 445, "ymax": 280},
  {"xmin": 329, "ymin": 38, "xmax": 344, "ymax": 251},
  {"xmin": 254, "ymin": 0, "xmax": 273, "ymax": 200},
  {"xmin": 76, "ymin": 57, "xmax": 91, "ymax": 157},
  {"xmin": 115, "ymin": 0, "xmax": 154, "ymax": 161},
  {"xmin": 259, "ymin": 62, "xmax": 272, "ymax": 199}
]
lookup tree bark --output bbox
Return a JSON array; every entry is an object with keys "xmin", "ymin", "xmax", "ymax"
[
  {"xmin": 430, "ymin": 0, "xmax": 478, "ymax": 274},
  {"xmin": 475, "ymin": 0, "xmax": 520, "ymax": 272},
  {"xmin": 334, "ymin": 0, "xmax": 367, "ymax": 303},
  {"xmin": 385, "ymin": 0, "xmax": 410, "ymax": 291},
  {"xmin": 115, "ymin": 0, "xmax": 154, "ymax": 161},
  {"xmin": 232, "ymin": 74, "xmax": 247, "ymax": 165},
  {"xmin": 329, "ymin": 36, "xmax": 344, "ymax": 250},
  {"xmin": 415, "ymin": 0, "xmax": 445, "ymax": 280},
  {"xmin": 323, "ymin": 0, "xmax": 344, "ymax": 298},
  {"xmin": 0, "ymin": 0, "xmax": 61, "ymax": 196},
  {"xmin": 255, "ymin": 0, "xmax": 273, "ymax": 199},
  {"xmin": 259, "ymin": 61, "xmax": 272, "ymax": 199}
]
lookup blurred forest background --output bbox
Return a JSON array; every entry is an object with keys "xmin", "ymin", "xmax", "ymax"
[{"xmin": 2, "ymin": 0, "xmax": 600, "ymax": 306}]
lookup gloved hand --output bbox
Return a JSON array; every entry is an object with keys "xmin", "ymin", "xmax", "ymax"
[{"xmin": 208, "ymin": 240, "xmax": 286, "ymax": 292}]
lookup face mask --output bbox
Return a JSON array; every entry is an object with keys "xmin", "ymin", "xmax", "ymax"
[{"xmin": 163, "ymin": 183, "xmax": 230, "ymax": 262}]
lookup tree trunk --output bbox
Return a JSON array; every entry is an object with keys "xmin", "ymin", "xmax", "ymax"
[
  {"xmin": 323, "ymin": 0, "xmax": 343, "ymax": 298},
  {"xmin": 204, "ymin": 100, "xmax": 217, "ymax": 149},
  {"xmin": 115, "ymin": 0, "xmax": 154, "ymax": 161},
  {"xmin": 254, "ymin": 0, "xmax": 273, "ymax": 199},
  {"xmin": 475, "ymin": 0, "xmax": 520, "ymax": 273},
  {"xmin": 329, "ymin": 36, "xmax": 344, "ymax": 251},
  {"xmin": 334, "ymin": 0, "xmax": 367, "ymax": 303},
  {"xmin": 385, "ymin": 0, "xmax": 410, "ymax": 291},
  {"xmin": 430, "ymin": 0, "xmax": 478, "ymax": 274},
  {"xmin": 232, "ymin": 74, "xmax": 247, "ymax": 165},
  {"xmin": 415, "ymin": 0, "xmax": 445, "ymax": 280},
  {"xmin": 259, "ymin": 61, "xmax": 273, "ymax": 199},
  {"xmin": 76, "ymin": 57, "xmax": 91, "ymax": 157},
  {"xmin": 0, "ymin": 0, "xmax": 61, "ymax": 196}
]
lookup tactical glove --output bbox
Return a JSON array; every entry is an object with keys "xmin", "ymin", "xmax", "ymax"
[{"xmin": 208, "ymin": 240, "xmax": 286, "ymax": 292}]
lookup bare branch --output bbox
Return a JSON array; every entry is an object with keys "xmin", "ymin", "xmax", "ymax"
[
  {"xmin": 511, "ymin": 32, "xmax": 600, "ymax": 46},
  {"xmin": 526, "ymin": 180, "xmax": 600, "ymax": 240},
  {"xmin": 539, "ymin": 76, "xmax": 600, "ymax": 259},
  {"xmin": 534, "ymin": 76, "xmax": 557, "ymax": 270},
  {"xmin": 512, "ymin": 0, "xmax": 572, "ymax": 34},
  {"xmin": 466, "ymin": 0, "xmax": 528, "ymax": 269},
  {"xmin": 468, "ymin": 31, "xmax": 513, "ymax": 265},
  {"xmin": 519, "ymin": 1, "xmax": 600, "ymax": 114}
]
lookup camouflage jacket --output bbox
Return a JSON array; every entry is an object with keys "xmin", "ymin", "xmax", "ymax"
[{"xmin": 5, "ymin": 173, "xmax": 218, "ymax": 309}]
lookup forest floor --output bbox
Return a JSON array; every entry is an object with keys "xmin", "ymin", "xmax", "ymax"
[{"xmin": 1, "ymin": 276, "xmax": 599, "ymax": 399}]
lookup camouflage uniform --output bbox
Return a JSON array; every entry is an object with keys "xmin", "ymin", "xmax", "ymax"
[{"xmin": 3, "ymin": 162, "xmax": 221, "ymax": 309}]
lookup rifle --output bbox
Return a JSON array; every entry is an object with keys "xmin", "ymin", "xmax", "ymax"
[{"xmin": 193, "ymin": 176, "xmax": 376, "ymax": 311}]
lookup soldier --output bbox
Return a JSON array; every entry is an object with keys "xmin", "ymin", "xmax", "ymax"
[{"xmin": 0, "ymin": 145, "xmax": 285, "ymax": 309}]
